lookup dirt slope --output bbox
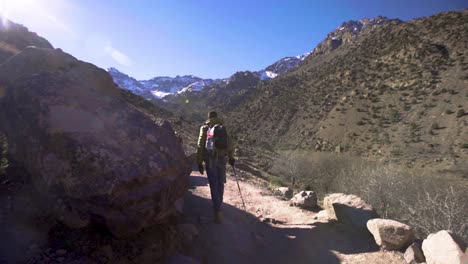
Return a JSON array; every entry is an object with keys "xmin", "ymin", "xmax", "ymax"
[{"xmin": 180, "ymin": 171, "xmax": 406, "ymax": 264}]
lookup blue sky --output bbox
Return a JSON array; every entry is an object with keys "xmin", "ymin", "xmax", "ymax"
[{"xmin": 1, "ymin": 0, "xmax": 466, "ymax": 79}]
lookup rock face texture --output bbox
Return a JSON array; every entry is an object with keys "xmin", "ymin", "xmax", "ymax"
[
  {"xmin": 422, "ymin": 230, "xmax": 467, "ymax": 264},
  {"xmin": 0, "ymin": 47, "xmax": 190, "ymax": 236},
  {"xmin": 324, "ymin": 193, "xmax": 378, "ymax": 230},
  {"xmin": 366, "ymin": 218, "xmax": 414, "ymax": 250},
  {"xmin": 289, "ymin": 191, "xmax": 317, "ymax": 209}
]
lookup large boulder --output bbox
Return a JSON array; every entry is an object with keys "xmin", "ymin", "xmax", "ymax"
[
  {"xmin": 289, "ymin": 191, "xmax": 317, "ymax": 209},
  {"xmin": 0, "ymin": 47, "xmax": 190, "ymax": 236},
  {"xmin": 367, "ymin": 218, "xmax": 414, "ymax": 250},
  {"xmin": 422, "ymin": 230, "xmax": 467, "ymax": 264},
  {"xmin": 324, "ymin": 193, "xmax": 378, "ymax": 230}
]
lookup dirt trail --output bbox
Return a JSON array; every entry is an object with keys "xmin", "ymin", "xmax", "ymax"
[{"xmin": 179, "ymin": 170, "xmax": 406, "ymax": 264}]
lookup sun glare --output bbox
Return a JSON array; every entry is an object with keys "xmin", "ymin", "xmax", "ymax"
[
  {"xmin": 0, "ymin": 0, "xmax": 37, "ymax": 26},
  {"xmin": 0, "ymin": 1, "xmax": 8, "ymax": 26}
]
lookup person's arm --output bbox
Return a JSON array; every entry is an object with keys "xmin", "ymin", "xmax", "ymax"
[
  {"xmin": 227, "ymin": 130, "xmax": 236, "ymax": 165},
  {"xmin": 196, "ymin": 125, "xmax": 208, "ymax": 165}
]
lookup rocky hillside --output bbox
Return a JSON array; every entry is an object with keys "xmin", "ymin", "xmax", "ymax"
[
  {"xmin": 226, "ymin": 10, "xmax": 468, "ymax": 171},
  {"xmin": 0, "ymin": 19, "xmax": 53, "ymax": 62}
]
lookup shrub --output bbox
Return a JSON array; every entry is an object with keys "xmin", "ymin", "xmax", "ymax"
[
  {"xmin": 270, "ymin": 176, "xmax": 285, "ymax": 187},
  {"xmin": 390, "ymin": 110, "xmax": 400, "ymax": 123},
  {"xmin": 329, "ymin": 159, "xmax": 468, "ymax": 241},
  {"xmin": 272, "ymin": 151, "xmax": 467, "ymax": 241}
]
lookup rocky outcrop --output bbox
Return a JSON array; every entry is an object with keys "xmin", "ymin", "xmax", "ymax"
[
  {"xmin": 367, "ymin": 218, "xmax": 414, "ymax": 250},
  {"xmin": 422, "ymin": 230, "xmax": 467, "ymax": 264},
  {"xmin": 324, "ymin": 193, "xmax": 378, "ymax": 230},
  {"xmin": 274, "ymin": 187, "xmax": 293, "ymax": 199},
  {"xmin": 289, "ymin": 191, "xmax": 317, "ymax": 209},
  {"xmin": 0, "ymin": 47, "xmax": 190, "ymax": 236},
  {"xmin": 0, "ymin": 20, "xmax": 53, "ymax": 63}
]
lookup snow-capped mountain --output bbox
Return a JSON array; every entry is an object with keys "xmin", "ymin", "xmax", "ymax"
[
  {"xmin": 108, "ymin": 67, "xmax": 146, "ymax": 95},
  {"xmin": 108, "ymin": 50, "xmax": 311, "ymax": 99},
  {"xmin": 108, "ymin": 68, "xmax": 223, "ymax": 99},
  {"xmin": 260, "ymin": 52, "xmax": 311, "ymax": 78},
  {"xmin": 140, "ymin": 75, "xmax": 202, "ymax": 93}
]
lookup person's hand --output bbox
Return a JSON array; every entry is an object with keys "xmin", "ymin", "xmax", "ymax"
[
  {"xmin": 198, "ymin": 164, "xmax": 204, "ymax": 175},
  {"xmin": 229, "ymin": 158, "xmax": 235, "ymax": 167}
]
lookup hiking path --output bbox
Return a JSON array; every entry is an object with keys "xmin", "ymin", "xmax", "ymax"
[{"xmin": 178, "ymin": 169, "xmax": 406, "ymax": 264}]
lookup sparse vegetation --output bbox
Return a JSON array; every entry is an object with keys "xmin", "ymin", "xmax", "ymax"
[
  {"xmin": 456, "ymin": 109, "xmax": 465, "ymax": 118},
  {"xmin": 271, "ymin": 152, "xmax": 468, "ymax": 241},
  {"xmin": 269, "ymin": 176, "xmax": 285, "ymax": 187}
]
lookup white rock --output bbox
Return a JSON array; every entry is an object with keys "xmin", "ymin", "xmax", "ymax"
[
  {"xmin": 289, "ymin": 191, "xmax": 317, "ymax": 209},
  {"xmin": 422, "ymin": 230, "xmax": 467, "ymax": 264},
  {"xmin": 367, "ymin": 218, "xmax": 414, "ymax": 250}
]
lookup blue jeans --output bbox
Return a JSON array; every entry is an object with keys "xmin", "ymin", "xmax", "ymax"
[{"xmin": 205, "ymin": 155, "xmax": 226, "ymax": 212}]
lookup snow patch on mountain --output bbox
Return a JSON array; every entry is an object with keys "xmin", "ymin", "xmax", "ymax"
[
  {"xmin": 151, "ymin": 90, "xmax": 172, "ymax": 98},
  {"xmin": 260, "ymin": 71, "xmax": 278, "ymax": 80}
]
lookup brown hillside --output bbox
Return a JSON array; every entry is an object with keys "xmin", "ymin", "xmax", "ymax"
[{"xmin": 227, "ymin": 10, "xmax": 468, "ymax": 170}]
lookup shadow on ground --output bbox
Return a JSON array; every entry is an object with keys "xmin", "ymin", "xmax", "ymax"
[{"xmin": 179, "ymin": 173, "xmax": 380, "ymax": 264}]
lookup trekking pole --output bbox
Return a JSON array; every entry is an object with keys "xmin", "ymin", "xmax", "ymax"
[{"xmin": 232, "ymin": 165, "xmax": 247, "ymax": 212}]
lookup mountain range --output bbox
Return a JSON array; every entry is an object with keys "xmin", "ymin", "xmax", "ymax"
[{"xmin": 108, "ymin": 51, "xmax": 310, "ymax": 100}]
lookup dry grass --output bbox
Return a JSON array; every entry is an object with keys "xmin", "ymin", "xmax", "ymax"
[{"xmin": 271, "ymin": 151, "xmax": 468, "ymax": 241}]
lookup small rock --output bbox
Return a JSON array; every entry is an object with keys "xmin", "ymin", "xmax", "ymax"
[
  {"xmin": 289, "ymin": 191, "xmax": 317, "ymax": 209},
  {"xmin": 274, "ymin": 187, "xmax": 293, "ymax": 199},
  {"xmin": 367, "ymin": 218, "xmax": 414, "ymax": 250},
  {"xmin": 404, "ymin": 242, "xmax": 425, "ymax": 264},
  {"xmin": 422, "ymin": 230, "xmax": 467, "ymax": 264}
]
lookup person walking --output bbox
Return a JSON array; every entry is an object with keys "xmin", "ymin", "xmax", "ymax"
[{"xmin": 197, "ymin": 111, "xmax": 235, "ymax": 223}]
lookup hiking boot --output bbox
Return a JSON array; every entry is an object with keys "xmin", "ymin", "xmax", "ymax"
[{"xmin": 215, "ymin": 211, "xmax": 223, "ymax": 224}]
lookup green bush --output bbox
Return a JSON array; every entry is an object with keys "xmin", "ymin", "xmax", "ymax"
[{"xmin": 269, "ymin": 176, "xmax": 285, "ymax": 187}]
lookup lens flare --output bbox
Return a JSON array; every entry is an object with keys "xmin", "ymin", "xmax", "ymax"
[{"xmin": 0, "ymin": 1, "xmax": 8, "ymax": 26}]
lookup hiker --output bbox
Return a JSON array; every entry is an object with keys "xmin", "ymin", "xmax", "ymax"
[{"xmin": 197, "ymin": 111, "xmax": 235, "ymax": 223}]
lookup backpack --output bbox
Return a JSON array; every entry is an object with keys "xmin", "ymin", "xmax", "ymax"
[{"xmin": 205, "ymin": 124, "xmax": 228, "ymax": 154}]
